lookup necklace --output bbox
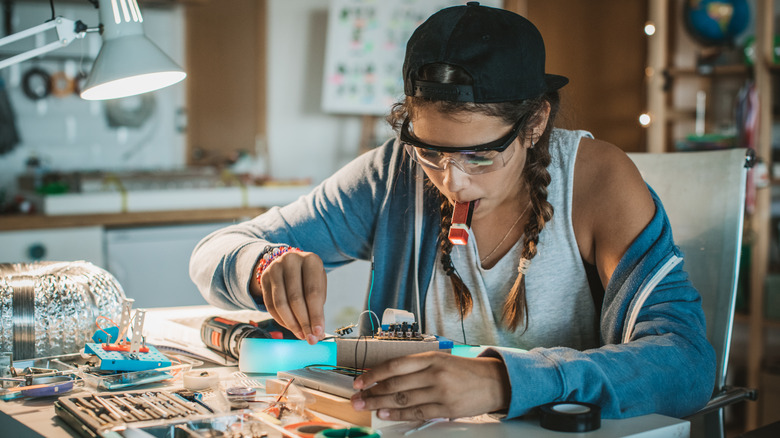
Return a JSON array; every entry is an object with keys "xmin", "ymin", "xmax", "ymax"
[{"xmin": 480, "ymin": 201, "xmax": 532, "ymax": 264}]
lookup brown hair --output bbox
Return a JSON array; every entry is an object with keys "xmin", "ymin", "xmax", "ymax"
[{"xmin": 388, "ymin": 63, "xmax": 560, "ymax": 332}]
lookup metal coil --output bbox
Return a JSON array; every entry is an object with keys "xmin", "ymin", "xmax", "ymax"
[{"xmin": 0, "ymin": 261, "xmax": 126, "ymax": 360}]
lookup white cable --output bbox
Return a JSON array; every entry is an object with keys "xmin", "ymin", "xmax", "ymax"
[
  {"xmin": 414, "ymin": 163, "xmax": 424, "ymax": 332},
  {"xmin": 357, "ymin": 309, "xmax": 381, "ymax": 333}
]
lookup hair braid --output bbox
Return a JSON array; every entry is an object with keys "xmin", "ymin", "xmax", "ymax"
[
  {"xmin": 438, "ymin": 196, "xmax": 473, "ymax": 315},
  {"xmin": 501, "ymin": 135, "xmax": 555, "ymax": 332}
]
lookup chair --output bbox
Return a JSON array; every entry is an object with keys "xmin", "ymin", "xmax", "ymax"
[{"xmin": 628, "ymin": 148, "xmax": 757, "ymax": 438}]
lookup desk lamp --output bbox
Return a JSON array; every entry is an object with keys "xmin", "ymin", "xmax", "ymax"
[{"xmin": 0, "ymin": 0, "xmax": 186, "ymax": 100}]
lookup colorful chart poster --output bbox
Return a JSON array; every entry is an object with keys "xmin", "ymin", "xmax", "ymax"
[{"xmin": 321, "ymin": 0, "xmax": 501, "ymax": 115}]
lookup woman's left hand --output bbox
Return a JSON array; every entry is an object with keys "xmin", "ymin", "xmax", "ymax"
[{"xmin": 350, "ymin": 351, "xmax": 511, "ymax": 421}]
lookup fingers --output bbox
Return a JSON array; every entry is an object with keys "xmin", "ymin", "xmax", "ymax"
[
  {"xmin": 354, "ymin": 352, "xmax": 437, "ymax": 390},
  {"xmin": 302, "ymin": 256, "xmax": 327, "ymax": 340},
  {"xmin": 352, "ymin": 389, "xmax": 450, "ymax": 421},
  {"xmin": 350, "ymin": 354, "xmax": 509, "ymax": 420},
  {"xmin": 259, "ymin": 251, "xmax": 326, "ymax": 344}
]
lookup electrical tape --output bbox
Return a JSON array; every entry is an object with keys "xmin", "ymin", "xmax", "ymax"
[
  {"xmin": 225, "ymin": 385, "xmax": 256, "ymax": 409},
  {"xmin": 284, "ymin": 421, "xmax": 342, "ymax": 438},
  {"xmin": 22, "ymin": 67, "xmax": 52, "ymax": 101},
  {"xmin": 182, "ymin": 370, "xmax": 219, "ymax": 391},
  {"xmin": 538, "ymin": 401, "xmax": 601, "ymax": 432}
]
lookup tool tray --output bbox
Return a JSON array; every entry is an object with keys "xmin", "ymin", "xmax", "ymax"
[{"xmin": 55, "ymin": 390, "xmax": 218, "ymax": 438}]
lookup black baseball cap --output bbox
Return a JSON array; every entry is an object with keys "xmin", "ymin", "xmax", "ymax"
[{"xmin": 403, "ymin": 2, "xmax": 568, "ymax": 103}]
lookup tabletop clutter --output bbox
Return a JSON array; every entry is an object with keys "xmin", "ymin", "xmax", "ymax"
[
  {"xmin": 0, "ymin": 280, "xmax": 450, "ymax": 438},
  {"xmin": 0, "ymin": 261, "xmax": 610, "ymax": 436}
]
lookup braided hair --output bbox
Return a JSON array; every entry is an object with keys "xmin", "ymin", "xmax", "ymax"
[{"xmin": 388, "ymin": 63, "xmax": 560, "ymax": 332}]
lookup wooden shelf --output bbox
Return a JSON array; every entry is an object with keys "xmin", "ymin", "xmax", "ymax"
[
  {"xmin": 736, "ymin": 312, "xmax": 780, "ymax": 330},
  {"xmin": 0, "ymin": 207, "xmax": 266, "ymax": 231},
  {"xmin": 666, "ymin": 64, "xmax": 750, "ymax": 76},
  {"xmin": 647, "ymin": 0, "xmax": 776, "ymax": 431}
]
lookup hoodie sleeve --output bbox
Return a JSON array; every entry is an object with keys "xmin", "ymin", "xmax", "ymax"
[
  {"xmin": 188, "ymin": 139, "xmax": 399, "ymax": 310},
  {"xmin": 480, "ymin": 192, "xmax": 716, "ymax": 419}
]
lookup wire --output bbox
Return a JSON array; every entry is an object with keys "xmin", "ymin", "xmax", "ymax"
[
  {"xmin": 48, "ymin": 0, "xmax": 55, "ymax": 21},
  {"xmin": 366, "ymin": 255, "xmax": 375, "ymax": 332},
  {"xmin": 357, "ymin": 310, "xmax": 381, "ymax": 336},
  {"xmin": 459, "ymin": 297, "xmax": 467, "ymax": 346},
  {"xmin": 352, "ymin": 335, "xmax": 369, "ymax": 381}
]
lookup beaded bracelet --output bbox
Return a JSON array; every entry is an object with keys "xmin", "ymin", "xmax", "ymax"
[{"xmin": 255, "ymin": 245, "xmax": 302, "ymax": 284}]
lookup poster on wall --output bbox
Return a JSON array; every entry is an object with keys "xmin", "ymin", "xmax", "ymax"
[{"xmin": 321, "ymin": 0, "xmax": 501, "ymax": 116}]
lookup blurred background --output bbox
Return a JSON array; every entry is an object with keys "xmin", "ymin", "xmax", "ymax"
[{"xmin": 0, "ymin": 1, "xmax": 778, "ymax": 434}]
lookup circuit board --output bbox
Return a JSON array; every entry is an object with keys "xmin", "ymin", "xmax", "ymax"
[{"xmin": 84, "ymin": 343, "xmax": 172, "ymax": 371}]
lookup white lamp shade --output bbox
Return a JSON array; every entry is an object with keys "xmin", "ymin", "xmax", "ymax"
[{"xmin": 80, "ymin": 34, "xmax": 186, "ymax": 100}]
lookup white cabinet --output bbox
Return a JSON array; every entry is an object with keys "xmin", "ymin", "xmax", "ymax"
[
  {"xmin": 104, "ymin": 222, "xmax": 234, "ymax": 308},
  {"xmin": 0, "ymin": 226, "xmax": 105, "ymax": 267}
]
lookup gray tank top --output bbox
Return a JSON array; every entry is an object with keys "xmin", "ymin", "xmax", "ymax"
[{"xmin": 424, "ymin": 129, "xmax": 599, "ymax": 350}]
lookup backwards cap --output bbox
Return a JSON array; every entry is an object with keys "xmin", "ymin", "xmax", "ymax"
[{"xmin": 403, "ymin": 2, "xmax": 568, "ymax": 103}]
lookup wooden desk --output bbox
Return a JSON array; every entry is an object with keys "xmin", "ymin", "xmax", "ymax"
[
  {"xmin": 0, "ymin": 394, "xmax": 691, "ymax": 438},
  {"xmin": 0, "ymin": 306, "xmax": 691, "ymax": 437}
]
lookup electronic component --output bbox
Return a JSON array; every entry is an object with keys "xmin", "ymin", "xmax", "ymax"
[
  {"xmin": 448, "ymin": 200, "xmax": 474, "ymax": 245},
  {"xmin": 375, "ymin": 322, "xmax": 422, "ymax": 340},
  {"xmin": 334, "ymin": 323, "xmax": 356, "ymax": 336},
  {"xmin": 84, "ymin": 343, "xmax": 171, "ymax": 372},
  {"xmin": 200, "ymin": 316, "xmax": 297, "ymax": 360}
]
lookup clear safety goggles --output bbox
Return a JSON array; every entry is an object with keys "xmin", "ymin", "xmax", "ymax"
[{"xmin": 400, "ymin": 118, "xmax": 522, "ymax": 175}]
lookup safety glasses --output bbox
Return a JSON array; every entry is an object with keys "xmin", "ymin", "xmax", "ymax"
[{"xmin": 400, "ymin": 118, "xmax": 522, "ymax": 175}]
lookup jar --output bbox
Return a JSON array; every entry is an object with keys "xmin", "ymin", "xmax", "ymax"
[{"xmin": 0, "ymin": 261, "xmax": 126, "ymax": 360}]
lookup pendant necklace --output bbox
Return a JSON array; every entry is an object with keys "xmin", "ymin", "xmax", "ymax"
[{"xmin": 480, "ymin": 201, "xmax": 532, "ymax": 265}]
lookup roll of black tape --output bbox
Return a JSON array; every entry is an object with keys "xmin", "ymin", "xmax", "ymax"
[
  {"xmin": 539, "ymin": 401, "xmax": 601, "ymax": 432},
  {"xmin": 21, "ymin": 67, "xmax": 52, "ymax": 101}
]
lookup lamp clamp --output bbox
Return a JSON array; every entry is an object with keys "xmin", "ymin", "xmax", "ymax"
[{"xmin": 0, "ymin": 17, "xmax": 88, "ymax": 70}]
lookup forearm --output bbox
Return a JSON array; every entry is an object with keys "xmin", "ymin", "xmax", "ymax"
[{"xmin": 189, "ymin": 223, "xmax": 271, "ymax": 310}]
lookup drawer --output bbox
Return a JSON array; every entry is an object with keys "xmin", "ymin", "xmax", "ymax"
[{"xmin": 0, "ymin": 226, "xmax": 105, "ymax": 267}]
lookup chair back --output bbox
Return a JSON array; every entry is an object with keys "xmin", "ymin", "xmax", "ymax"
[{"xmin": 628, "ymin": 148, "xmax": 750, "ymax": 391}]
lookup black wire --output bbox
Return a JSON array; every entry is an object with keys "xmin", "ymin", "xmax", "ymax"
[
  {"xmin": 459, "ymin": 298, "xmax": 467, "ymax": 346},
  {"xmin": 353, "ymin": 335, "xmax": 360, "ymax": 380},
  {"xmin": 361, "ymin": 335, "xmax": 368, "ymax": 374},
  {"xmin": 49, "ymin": 0, "xmax": 55, "ymax": 20}
]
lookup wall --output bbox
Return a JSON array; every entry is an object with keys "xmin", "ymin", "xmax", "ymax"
[
  {"xmin": 526, "ymin": 0, "xmax": 647, "ymax": 152},
  {"xmin": 0, "ymin": 2, "xmax": 187, "ymax": 198},
  {"xmin": 264, "ymin": 0, "xmax": 393, "ymax": 183},
  {"xmin": 0, "ymin": 0, "xmax": 395, "ymax": 199}
]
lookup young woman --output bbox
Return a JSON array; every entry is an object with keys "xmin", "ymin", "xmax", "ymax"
[{"xmin": 190, "ymin": 3, "xmax": 715, "ymax": 422}]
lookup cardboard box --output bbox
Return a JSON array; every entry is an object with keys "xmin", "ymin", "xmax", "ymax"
[
  {"xmin": 335, "ymin": 336, "xmax": 448, "ymax": 369},
  {"xmin": 267, "ymin": 378, "xmax": 371, "ymax": 426}
]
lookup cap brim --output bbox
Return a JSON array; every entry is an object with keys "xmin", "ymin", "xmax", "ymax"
[{"xmin": 545, "ymin": 74, "xmax": 569, "ymax": 92}]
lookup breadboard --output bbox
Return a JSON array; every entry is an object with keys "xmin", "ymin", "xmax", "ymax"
[{"xmin": 84, "ymin": 343, "xmax": 172, "ymax": 371}]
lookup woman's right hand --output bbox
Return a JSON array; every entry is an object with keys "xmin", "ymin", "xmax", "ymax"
[{"xmin": 250, "ymin": 250, "xmax": 327, "ymax": 344}]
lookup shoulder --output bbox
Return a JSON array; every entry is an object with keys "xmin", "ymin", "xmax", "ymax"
[
  {"xmin": 574, "ymin": 137, "xmax": 651, "ymax": 207},
  {"xmin": 572, "ymin": 136, "xmax": 655, "ymax": 268}
]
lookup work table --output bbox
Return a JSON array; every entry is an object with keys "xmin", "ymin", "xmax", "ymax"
[{"xmin": 0, "ymin": 305, "xmax": 692, "ymax": 438}]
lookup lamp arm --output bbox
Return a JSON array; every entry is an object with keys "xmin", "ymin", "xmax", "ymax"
[{"xmin": 0, "ymin": 17, "xmax": 90, "ymax": 70}]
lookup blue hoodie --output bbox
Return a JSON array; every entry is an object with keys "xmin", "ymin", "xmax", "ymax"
[{"xmin": 189, "ymin": 129, "xmax": 716, "ymax": 420}]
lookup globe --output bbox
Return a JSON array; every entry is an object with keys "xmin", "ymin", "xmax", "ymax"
[{"xmin": 683, "ymin": 0, "xmax": 750, "ymax": 46}]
